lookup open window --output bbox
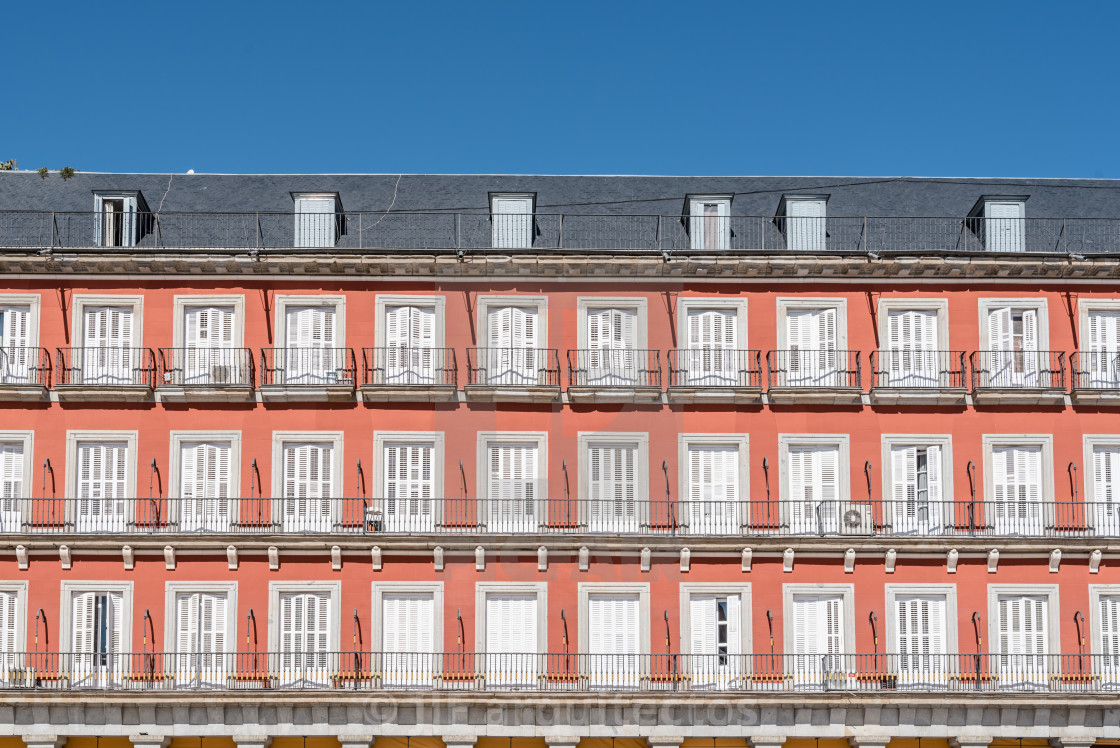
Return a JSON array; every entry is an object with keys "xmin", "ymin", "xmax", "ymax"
[
  {"xmin": 686, "ymin": 195, "xmax": 731, "ymax": 250},
  {"xmin": 94, "ymin": 191, "xmax": 149, "ymax": 247}
]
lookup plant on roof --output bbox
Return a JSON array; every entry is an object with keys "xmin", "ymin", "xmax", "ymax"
[
  {"xmin": 0, "ymin": 159, "xmax": 15, "ymax": 171},
  {"xmin": 59, "ymin": 166, "xmax": 76, "ymax": 180},
  {"xmin": 36, "ymin": 167, "xmax": 48, "ymax": 179}
]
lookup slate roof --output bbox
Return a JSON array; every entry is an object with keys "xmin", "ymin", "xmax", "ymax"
[{"xmin": 1, "ymin": 173, "xmax": 1119, "ymax": 217}]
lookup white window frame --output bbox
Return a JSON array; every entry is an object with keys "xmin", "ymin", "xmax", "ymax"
[
  {"xmin": 779, "ymin": 195, "xmax": 828, "ymax": 252},
  {"xmin": 373, "ymin": 294, "xmax": 447, "ymax": 349},
  {"xmin": 373, "ymin": 430, "xmax": 445, "ymax": 497},
  {"xmin": 171, "ymin": 295, "xmax": 246, "ymax": 349},
  {"xmin": 474, "ymin": 581, "xmax": 548, "ymax": 654},
  {"xmin": 71, "ymin": 295, "xmax": 145, "ymax": 349},
  {"xmin": 977, "ymin": 298, "xmax": 1050, "ymax": 350},
  {"xmin": 575, "ymin": 297, "xmax": 649, "ymax": 349},
  {"xmin": 0, "ymin": 294, "xmax": 42, "ymax": 349},
  {"xmin": 163, "ymin": 582, "xmax": 238, "ymax": 654},
  {"xmin": 267, "ymin": 581, "xmax": 342, "ymax": 653},
  {"xmin": 0, "ymin": 430, "xmax": 34, "ymax": 499},
  {"xmin": 65, "ymin": 430, "xmax": 138, "ymax": 499},
  {"xmin": 676, "ymin": 297, "xmax": 748, "ymax": 349},
  {"xmin": 1083, "ymin": 434, "xmax": 1120, "ymax": 505},
  {"xmin": 880, "ymin": 434, "xmax": 955, "ymax": 526},
  {"xmin": 167, "ymin": 431, "xmax": 242, "ymax": 498},
  {"xmin": 93, "ymin": 191, "xmax": 146, "ymax": 247},
  {"xmin": 987, "ymin": 584, "xmax": 1061, "ymax": 655},
  {"xmin": 370, "ymin": 581, "xmax": 444, "ymax": 652},
  {"xmin": 0, "ymin": 581, "xmax": 29, "ymax": 652},
  {"xmin": 1078, "ymin": 299, "xmax": 1120, "ymax": 352},
  {"xmin": 475, "ymin": 294, "xmax": 549, "ymax": 348},
  {"xmin": 677, "ymin": 432, "xmax": 749, "ymax": 514},
  {"xmin": 292, "ymin": 192, "xmax": 341, "ymax": 247},
  {"xmin": 884, "ymin": 583, "xmax": 959, "ymax": 654},
  {"xmin": 59, "ymin": 581, "xmax": 134, "ymax": 654},
  {"xmin": 270, "ymin": 431, "xmax": 345, "ymax": 500},
  {"xmin": 777, "ymin": 434, "xmax": 851, "ymax": 521},
  {"xmin": 782, "ymin": 583, "xmax": 856, "ymax": 652},
  {"xmin": 678, "ymin": 582, "xmax": 752, "ymax": 656},
  {"xmin": 981, "ymin": 434, "xmax": 1055, "ymax": 502},
  {"xmin": 877, "ymin": 298, "xmax": 950, "ymax": 350},
  {"xmin": 775, "ymin": 297, "xmax": 848, "ymax": 350},
  {"xmin": 577, "ymin": 582, "xmax": 650, "ymax": 655},
  {"xmin": 476, "ymin": 431, "xmax": 549, "ymax": 518},
  {"xmin": 687, "ymin": 195, "xmax": 732, "ymax": 250},
  {"xmin": 1088, "ymin": 584, "xmax": 1120, "ymax": 656},
  {"xmin": 577, "ymin": 431, "xmax": 649, "ymax": 525},
  {"xmin": 273, "ymin": 295, "xmax": 347, "ymax": 349}
]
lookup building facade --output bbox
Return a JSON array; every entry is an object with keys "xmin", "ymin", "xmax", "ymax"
[{"xmin": 0, "ymin": 173, "xmax": 1116, "ymax": 748}]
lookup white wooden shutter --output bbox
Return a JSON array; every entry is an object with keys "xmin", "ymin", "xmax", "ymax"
[
  {"xmin": 283, "ymin": 443, "xmax": 333, "ymax": 528},
  {"xmin": 588, "ymin": 443, "xmax": 636, "ymax": 528},
  {"xmin": 1089, "ymin": 312, "xmax": 1120, "ymax": 354},
  {"xmin": 688, "ymin": 445, "xmax": 737, "ymax": 503},
  {"xmin": 492, "ymin": 198, "xmax": 532, "ymax": 248},
  {"xmin": 84, "ymin": 307, "xmax": 133, "ymax": 349},
  {"xmin": 896, "ymin": 595, "xmax": 946, "ymax": 656},
  {"xmin": 989, "ymin": 308, "xmax": 1012, "ymax": 352},
  {"xmin": 180, "ymin": 442, "xmax": 231, "ymax": 500},
  {"xmin": 488, "ymin": 442, "xmax": 537, "ymax": 528},
  {"xmin": 72, "ymin": 592, "xmax": 95, "ymax": 653},
  {"xmin": 726, "ymin": 594, "xmax": 742, "ymax": 656},
  {"xmin": 0, "ymin": 306, "xmax": 30, "ymax": 382},
  {"xmin": 382, "ymin": 593, "xmax": 434, "ymax": 653},
  {"xmin": 787, "ymin": 199, "xmax": 825, "ymax": 251},
  {"xmin": 77, "ymin": 442, "xmax": 128, "ymax": 511},
  {"xmin": 286, "ymin": 307, "xmax": 334, "ymax": 349},
  {"xmin": 926, "ymin": 444, "xmax": 942, "ymax": 530},
  {"xmin": 0, "ymin": 591, "xmax": 17, "ymax": 656},
  {"xmin": 486, "ymin": 593, "xmax": 537, "ymax": 654},
  {"xmin": 690, "ymin": 595, "xmax": 717, "ymax": 656},
  {"xmin": 690, "ymin": 200, "xmax": 730, "ymax": 250},
  {"xmin": 792, "ymin": 595, "xmax": 845, "ymax": 654},
  {"xmin": 1000, "ymin": 595, "xmax": 1047, "ymax": 655},
  {"xmin": 1101, "ymin": 595, "xmax": 1120, "ymax": 659},
  {"xmin": 1094, "ymin": 447, "xmax": 1120, "ymax": 507},
  {"xmin": 0, "ymin": 442, "xmax": 23, "ymax": 522},
  {"xmin": 587, "ymin": 594, "xmax": 639, "ymax": 655},
  {"xmin": 294, "ymin": 196, "xmax": 336, "ymax": 248},
  {"xmin": 280, "ymin": 591, "xmax": 331, "ymax": 655},
  {"xmin": 687, "ymin": 309, "xmax": 736, "ymax": 350},
  {"xmin": 986, "ymin": 201, "xmax": 1024, "ymax": 252},
  {"xmin": 383, "ymin": 442, "xmax": 433, "ymax": 528}
]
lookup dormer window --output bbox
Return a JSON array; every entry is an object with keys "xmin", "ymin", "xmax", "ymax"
[
  {"xmin": 778, "ymin": 195, "xmax": 827, "ymax": 252},
  {"xmin": 94, "ymin": 191, "xmax": 149, "ymax": 248},
  {"xmin": 293, "ymin": 193, "xmax": 342, "ymax": 248},
  {"xmin": 490, "ymin": 193, "xmax": 535, "ymax": 248},
  {"xmin": 687, "ymin": 195, "xmax": 731, "ymax": 250},
  {"xmin": 969, "ymin": 196, "xmax": 1027, "ymax": 253}
]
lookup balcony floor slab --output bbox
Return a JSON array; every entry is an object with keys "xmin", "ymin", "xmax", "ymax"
[
  {"xmin": 158, "ymin": 385, "xmax": 255, "ymax": 403},
  {"xmin": 360, "ymin": 384, "xmax": 459, "ymax": 403},
  {"xmin": 54, "ymin": 385, "xmax": 153, "ymax": 403},
  {"xmin": 971, "ymin": 389, "xmax": 1067, "ymax": 406},
  {"xmin": 666, "ymin": 387, "xmax": 763, "ymax": 404},
  {"xmin": 869, "ymin": 387, "xmax": 968, "ymax": 406},
  {"xmin": 463, "ymin": 385, "xmax": 560, "ymax": 403},
  {"xmin": 566, "ymin": 386, "xmax": 662, "ymax": 404},
  {"xmin": 767, "ymin": 387, "xmax": 863, "ymax": 405},
  {"xmin": 259, "ymin": 385, "xmax": 356, "ymax": 403}
]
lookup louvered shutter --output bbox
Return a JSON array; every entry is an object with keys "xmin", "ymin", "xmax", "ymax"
[
  {"xmin": 485, "ymin": 593, "xmax": 537, "ymax": 684},
  {"xmin": 926, "ymin": 445, "xmax": 942, "ymax": 531},
  {"xmin": 283, "ymin": 443, "xmax": 333, "ymax": 530},
  {"xmin": 726, "ymin": 594, "xmax": 741, "ymax": 656},
  {"xmin": 686, "ymin": 309, "xmax": 736, "ymax": 384},
  {"xmin": 588, "ymin": 444, "xmax": 637, "ymax": 531},
  {"xmin": 587, "ymin": 593, "xmax": 639, "ymax": 687},
  {"xmin": 989, "ymin": 308, "xmax": 1012, "ymax": 352},
  {"xmin": 1088, "ymin": 312, "xmax": 1120, "ymax": 387},
  {"xmin": 184, "ymin": 306, "xmax": 235, "ymax": 384},
  {"xmin": 486, "ymin": 306, "xmax": 538, "ymax": 384},
  {"xmin": 383, "ymin": 442, "xmax": 433, "ymax": 531},
  {"xmin": 384, "ymin": 306, "xmax": 435, "ymax": 383},
  {"xmin": 285, "ymin": 307, "xmax": 335, "ymax": 384},
  {"xmin": 688, "ymin": 444, "xmax": 738, "ymax": 532},
  {"xmin": 1093, "ymin": 446, "xmax": 1120, "ymax": 534},
  {"xmin": 180, "ymin": 441, "xmax": 231, "ymax": 531},
  {"xmin": 492, "ymin": 198, "xmax": 532, "ymax": 248},
  {"xmin": 690, "ymin": 595, "xmax": 716, "ymax": 656},
  {"xmin": 76, "ymin": 442, "xmax": 128, "ymax": 532},
  {"xmin": 690, "ymin": 200, "xmax": 729, "ymax": 250},
  {"xmin": 1100, "ymin": 595, "xmax": 1120, "ymax": 678},
  {"xmin": 986, "ymin": 202, "xmax": 1024, "ymax": 252},
  {"xmin": 0, "ymin": 442, "xmax": 22, "ymax": 531},
  {"xmin": 787, "ymin": 199, "xmax": 825, "ymax": 252},
  {"xmin": 382, "ymin": 592, "xmax": 435, "ymax": 687},
  {"xmin": 294, "ymin": 196, "xmax": 336, "ymax": 248},
  {"xmin": 887, "ymin": 310, "xmax": 937, "ymax": 386},
  {"xmin": 0, "ymin": 306, "xmax": 30, "ymax": 383},
  {"xmin": 72, "ymin": 592, "xmax": 95, "ymax": 653},
  {"xmin": 0, "ymin": 591, "xmax": 16, "ymax": 669},
  {"xmin": 891, "ymin": 445, "xmax": 917, "ymax": 531},
  {"xmin": 83, "ymin": 307, "xmax": 134, "ymax": 384},
  {"xmin": 176, "ymin": 593, "xmax": 198, "ymax": 655},
  {"xmin": 488, "ymin": 442, "xmax": 537, "ymax": 531}
]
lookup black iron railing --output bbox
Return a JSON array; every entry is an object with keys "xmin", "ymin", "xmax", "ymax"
[
  {"xmin": 158, "ymin": 348, "xmax": 254, "ymax": 387},
  {"xmin": 870, "ymin": 350, "xmax": 967, "ymax": 389},
  {"xmin": 55, "ymin": 348, "xmax": 156, "ymax": 387},
  {"xmin": 970, "ymin": 350, "xmax": 1066, "ymax": 390},
  {"xmin": 567, "ymin": 349, "xmax": 661, "ymax": 389},
  {"xmin": 667, "ymin": 349, "xmax": 762, "ymax": 388},
  {"xmin": 259, "ymin": 348, "xmax": 357, "ymax": 387},
  {"xmin": 466, "ymin": 348, "xmax": 560, "ymax": 388},
  {"xmin": 361, "ymin": 348, "xmax": 457, "ymax": 387},
  {"xmin": 766, "ymin": 350, "xmax": 861, "ymax": 389}
]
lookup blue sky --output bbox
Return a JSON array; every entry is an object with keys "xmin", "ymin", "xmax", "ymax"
[{"xmin": 3, "ymin": 1, "xmax": 1117, "ymax": 177}]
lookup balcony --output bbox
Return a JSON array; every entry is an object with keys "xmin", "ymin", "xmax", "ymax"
[
  {"xmin": 1069, "ymin": 350, "xmax": 1120, "ymax": 405},
  {"xmin": 0, "ymin": 346, "xmax": 51, "ymax": 401},
  {"xmin": 869, "ymin": 350, "xmax": 968, "ymax": 405},
  {"xmin": 360, "ymin": 347, "xmax": 458, "ymax": 402},
  {"xmin": 6, "ymin": 497, "xmax": 1118, "ymax": 539},
  {"xmin": 765, "ymin": 350, "xmax": 861, "ymax": 404},
  {"xmin": 157, "ymin": 348, "xmax": 255, "ymax": 402},
  {"xmin": 258, "ymin": 348, "xmax": 357, "ymax": 402},
  {"xmin": 6, "ymin": 211, "xmax": 1120, "ymax": 255},
  {"xmin": 464, "ymin": 348, "xmax": 561, "ymax": 403},
  {"xmin": 566, "ymin": 349, "xmax": 662, "ymax": 403},
  {"xmin": 54, "ymin": 347, "xmax": 156, "ymax": 401},
  {"xmin": 666, "ymin": 349, "xmax": 762, "ymax": 404},
  {"xmin": 0, "ymin": 651, "xmax": 1113, "ymax": 693},
  {"xmin": 969, "ymin": 350, "xmax": 1066, "ymax": 405}
]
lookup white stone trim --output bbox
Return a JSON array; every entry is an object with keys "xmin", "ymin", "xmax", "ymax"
[
  {"xmin": 883, "ymin": 583, "xmax": 960, "ymax": 654},
  {"xmin": 876, "ymin": 298, "xmax": 950, "ymax": 350},
  {"xmin": 170, "ymin": 294, "xmax": 246, "ymax": 348},
  {"xmin": 163, "ymin": 582, "xmax": 238, "ymax": 653},
  {"xmin": 987, "ymin": 583, "xmax": 1061, "ymax": 655},
  {"xmin": 70, "ymin": 294, "xmax": 144, "ymax": 348},
  {"xmin": 977, "ymin": 297, "xmax": 1050, "ymax": 350},
  {"xmin": 576, "ymin": 582, "xmax": 650, "ymax": 655},
  {"xmin": 59, "ymin": 580, "xmax": 134, "ymax": 653},
  {"xmin": 0, "ymin": 294, "xmax": 42, "ymax": 349},
  {"xmin": 475, "ymin": 295, "xmax": 549, "ymax": 348},
  {"xmin": 981, "ymin": 433, "xmax": 1055, "ymax": 503},
  {"xmin": 575, "ymin": 297, "xmax": 649, "ymax": 349},
  {"xmin": 371, "ymin": 431, "xmax": 445, "ymax": 499},
  {"xmin": 370, "ymin": 581, "xmax": 444, "ymax": 651},
  {"xmin": 167, "ymin": 431, "xmax": 242, "ymax": 500},
  {"xmin": 474, "ymin": 582, "xmax": 548, "ymax": 653},
  {"xmin": 782, "ymin": 583, "xmax": 856, "ymax": 653},
  {"xmin": 775, "ymin": 297, "xmax": 848, "ymax": 349},
  {"xmin": 678, "ymin": 582, "xmax": 752, "ymax": 656},
  {"xmin": 64, "ymin": 430, "xmax": 138, "ymax": 500},
  {"xmin": 0, "ymin": 581, "xmax": 29, "ymax": 652},
  {"xmin": 675, "ymin": 297, "xmax": 749, "ymax": 350},
  {"xmin": 1088, "ymin": 584, "xmax": 1120, "ymax": 656},
  {"xmin": 373, "ymin": 294, "xmax": 447, "ymax": 348},
  {"xmin": 476, "ymin": 431, "xmax": 549, "ymax": 506},
  {"xmin": 273, "ymin": 294, "xmax": 347, "ymax": 348},
  {"xmin": 267, "ymin": 580, "xmax": 342, "ymax": 652},
  {"xmin": 677, "ymin": 432, "xmax": 749, "ymax": 505},
  {"xmin": 0, "ymin": 430, "xmax": 34, "ymax": 500},
  {"xmin": 270, "ymin": 431, "xmax": 345, "ymax": 499}
]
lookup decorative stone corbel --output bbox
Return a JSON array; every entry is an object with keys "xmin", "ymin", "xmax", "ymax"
[
  {"xmin": 122, "ymin": 545, "xmax": 134, "ymax": 571},
  {"xmin": 1049, "ymin": 548, "xmax": 1061, "ymax": 573},
  {"xmin": 475, "ymin": 545, "xmax": 485, "ymax": 571},
  {"xmin": 537, "ymin": 546, "xmax": 548, "ymax": 571},
  {"xmin": 640, "ymin": 547, "xmax": 651, "ymax": 572},
  {"xmin": 164, "ymin": 545, "xmax": 175, "ymax": 570},
  {"xmin": 741, "ymin": 547, "xmax": 752, "ymax": 572},
  {"xmin": 987, "ymin": 548, "xmax": 999, "ymax": 573},
  {"xmin": 331, "ymin": 545, "xmax": 342, "ymax": 571},
  {"xmin": 884, "ymin": 548, "xmax": 897, "ymax": 573},
  {"xmin": 268, "ymin": 546, "xmax": 280, "ymax": 571},
  {"xmin": 433, "ymin": 546, "xmax": 445, "ymax": 572},
  {"xmin": 844, "ymin": 548, "xmax": 856, "ymax": 573},
  {"xmin": 16, "ymin": 545, "xmax": 28, "ymax": 570},
  {"xmin": 1090, "ymin": 549, "xmax": 1102, "ymax": 574},
  {"xmin": 226, "ymin": 545, "xmax": 238, "ymax": 570},
  {"xmin": 579, "ymin": 546, "xmax": 590, "ymax": 571},
  {"xmin": 680, "ymin": 547, "xmax": 691, "ymax": 572},
  {"xmin": 783, "ymin": 547, "xmax": 795, "ymax": 572},
  {"xmin": 59, "ymin": 544, "xmax": 71, "ymax": 570},
  {"xmin": 947, "ymin": 548, "xmax": 959, "ymax": 573},
  {"xmin": 371, "ymin": 545, "xmax": 382, "ymax": 571}
]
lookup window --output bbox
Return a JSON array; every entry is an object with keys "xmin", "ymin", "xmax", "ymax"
[
  {"xmin": 882, "ymin": 435, "xmax": 953, "ymax": 535},
  {"xmin": 478, "ymin": 432, "xmax": 547, "ymax": 533},
  {"xmin": 293, "ymin": 192, "xmax": 341, "ymax": 248},
  {"xmin": 970, "ymin": 197, "xmax": 1027, "ymax": 253},
  {"xmin": 272, "ymin": 432, "xmax": 343, "ymax": 532},
  {"xmin": 66, "ymin": 431, "xmax": 136, "ymax": 533},
  {"xmin": 166, "ymin": 583, "xmax": 236, "ymax": 688},
  {"xmin": 269, "ymin": 581, "xmax": 340, "ymax": 688},
  {"xmin": 170, "ymin": 295, "xmax": 245, "ymax": 386},
  {"xmin": 885, "ymin": 585, "xmax": 957, "ymax": 688},
  {"xmin": 679, "ymin": 434, "xmax": 748, "ymax": 534},
  {"xmin": 1083, "ymin": 436, "xmax": 1120, "ymax": 535},
  {"xmin": 1078, "ymin": 301, "xmax": 1120, "ymax": 388},
  {"xmin": 372, "ymin": 582, "xmax": 443, "ymax": 688},
  {"xmin": 983, "ymin": 435, "xmax": 1053, "ymax": 535},
  {"xmin": 680, "ymin": 583, "xmax": 750, "ymax": 689},
  {"xmin": 69, "ymin": 296, "xmax": 144, "ymax": 386},
  {"xmin": 877, "ymin": 299, "xmax": 950, "ymax": 387},
  {"xmin": 94, "ymin": 192, "xmax": 148, "ymax": 247},
  {"xmin": 578, "ymin": 583, "xmax": 649, "ymax": 690},
  {"xmin": 61, "ymin": 582, "xmax": 133, "ymax": 688},
  {"xmin": 687, "ymin": 196, "xmax": 731, "ymax": 250},
  {"xmin": 978, "ymin": 298, "xmax": 1049, "ymax": 388},
  {"xmin": 779, "ymin": 435, "xmax": 850, "ymax": 535},
  {"xmin": 1089, "ymin": 586, "xmax": 1120, "ymax": 680},
  {"xmin": 0, "ymin": 582, "xmax": 27, "ymax": 684},
  {"xmin": 579, "ymin": 432, "xmax": 648, "ymax": 532},
  {"xmin": 0, "ymin": 432, "xmax": 32, "ymax": 533},
  {"xmin": 784, "ymin": 584, "xmax": 854, "ymax": 688},
  {"xmin": 988, "ymin": 585, "xmax": 1059, "ymax": 689},
  {"xmin": 780, "ymin": 195, "xmax": 828, "ymax": 252},
  {"xmin": 490, "ymin": 193, "xmax": 535, "ymax": 248},
  {"xmin": 272, "ymin": 295, "xmax": 346, "ymax": 386},
  {"xmin": 476, "ymin": 582, "xmax": 547, "ymax": 688},
  {"xmin": 372, "ymin": 295, "xmax": 447, "ymax": 385},
  {"xmin": 0, "ymin": 296, "xmax": 39, "ymax": 384},
  {"xmin": 374, "ymin": 431, "xmax": 443, "ymax": 533},
  {"xmin": 676, "ymin": 298, "xmax": 748, "ymax": 386},
  {"xmin": 776, "ymin": 298, "xmax": 847, "ymax": 387},
  {"xmin": 476, "ymin": 295, "xmax": 548, "ymax": 386},
  {"xmin": 169, "ymin": 432, "xmax": 240, "ymax": 532},
  {"xmin": 576, "ymin": 298, "xmax": 649, "ymax": 386}
]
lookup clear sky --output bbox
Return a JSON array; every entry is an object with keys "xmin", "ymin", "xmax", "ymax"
[{"xmin": 3, "ymin": 0, "xmax": 1117, "ymax": 178}]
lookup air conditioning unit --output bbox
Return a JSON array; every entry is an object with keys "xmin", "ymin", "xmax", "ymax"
[
  {"xmin": 839, "ymin": 502, "xmax": 874, "ymax": 535},
  {"xmin": 210, "ymin": 365, "xmax": 232, "ymax": 384}
]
